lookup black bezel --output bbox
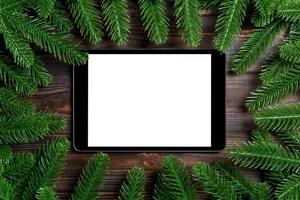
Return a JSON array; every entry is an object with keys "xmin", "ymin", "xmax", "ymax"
[{"xmin": 73, "ymin": 49, "xmax": 226, "ymax": 152}]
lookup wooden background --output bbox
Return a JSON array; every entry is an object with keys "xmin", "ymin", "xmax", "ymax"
[{"xmin": 11, "ymin": 2, "xmax": 288, "ymax": 199}]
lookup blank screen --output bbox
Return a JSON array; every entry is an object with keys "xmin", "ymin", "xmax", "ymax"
[{"xmin": 88, "ymin": 54, "xmax": 211, "ymax": 147}]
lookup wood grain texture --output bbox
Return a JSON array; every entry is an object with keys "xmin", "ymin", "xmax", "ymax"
[{"xmin": 10, "ymin": 1, "xmax": 290, "ymax": 199}]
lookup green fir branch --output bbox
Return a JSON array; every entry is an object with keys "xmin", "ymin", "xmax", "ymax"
[
  {"xmin": 101, "ymin": 0, "xmax": 130, "ymax": 46},
  {"xmin": 193, "ymin": 162, "xmax": 237, "ymax": 200},
  {"xmin": 21, "ymin": 138, "xmax": 70, "ymax": 200},
  {"xmin": 29, "ymin": 58, "xmax": 53, "ymax": 87},
  {"xmin": 48, "ymin": 5, "xmax": 73, "ymax": 33},
  {"xmin": 280, "ymin": 23, "xmax": 300, "ymax": 63},
  {"xmin": 246, "ymin": 68, "xmax": 300, "ymax": 112},
  {"xmin": 276, "ymin": 131, "xmax": 300, "ymax": 150},
  {"xmin": 214, "ymin": 0, "xmax": 248, "ymax": 52},
  {"xmin": 0, "ymin": 112, "xmax": 66, "ymax": 144},
  {"xmin": 153, "ymin": 173, "xmax": 172, "ymax": 200},
  {"xmin": 214, "ymin": 161, "xmax": 271, "ymax": 200},
  {"xmin": 117, "ymin": 167, "xmax": 145, "ymax": 200},
  {"xmin": 35, "ymin": 0, "xmax": 56, "ymax": 18},
  {"xmin": 0, "ymin": 88, "xmax": 35, "ymax": 115},
  {"xmin": 199, "ymin": 0, "xmax": 223, "ymax": 10},
  {"xmin": 251, "ymin": 13, "xmax": 275, "ymax": 27},
  {"xmin": 0, "ymin": 145, "xmax": 12, "ymax": 164},
  {"xmin": 174, "ymin": 0, "xmax": 202, "ymax": 48},
  {"xmin": 254, "ymin": 0, "xmax": 278, "ymax": 16},
  {"xmin": 260, "ymin": 53, "xmax": 297, "ymax": 84},
  {"xmin": 36, "ymin": 186, "xmax": 59, "ymax": 200},
  {"xmin": 232, "ymin": 22, "xmax": 286, "ymax": 75},
  {"xmin": 277, "ymin": 1, "xmax": 300, "ymax": 22},
  {"xmin": 138, "ymin": 0, "xmax": 168, "ymax": 45},
  {"xmin": 254, "ymin": 103, "xmax": 300, "ymax": 132},
  {"xmin": 0, "ymin": 177, "xmax": 15, "ymax": 200},
  {"xmin": 68, "ymin": 0, "xmax": 102, "ymax": 44},
  {"xmin": 160, "ymin": 155, "xmax": 197, "ymax": 200},
  {"xmin": 276, "ymin": 173, "xmax": 300, "ymax": 200},
  {"xmin": 71, "ymin": 153, "xmax": 109, "ymax": 200},
  {"xmin": 229, "ymin": 140, "xmax": 300, "ymax": 172}
]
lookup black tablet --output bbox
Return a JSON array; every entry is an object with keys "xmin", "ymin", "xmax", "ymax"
[{"xmin": 73, "ymin": 49, "xmax": 225, "ymax": 152}]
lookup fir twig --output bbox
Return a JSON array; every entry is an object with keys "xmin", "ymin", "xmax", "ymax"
[
  {"xmin": 68, "ymin": 0, "xmax": 102, "ymax": 44},
  {"xmin": 138, "ymin": 0, "xmax": 168, "ymax": 45},
  {"xmin": 174, "ymin": 0, "xmax": 202, "ymax": 48},
  {"xmin": 254, "ymin": 103, "xmax": 300, "ymax": 132},
  {"xmin": 153, "ymin": 173, "xmax": 171, "ymax": 200},
  {"xmin": 0, "ymin": 177, "xmax": 15, "ymax": 200},
  {"xmin": 71, "ymin": 153, "xmax": 109, "ymax": 200},
  {"xmin": 214, "ymin": 0, "xmax": 248, "ymax": 52},
  {"xmin": 232, "ymin": 22, "xmax": 286, "ymax": 75},
  {"xmin": 192, "ymin": 162, "xmax": 237, "ymax": 200},
  {"xmin": 101, "ymin": 0, "xmax": 130, "ymax": 46},
  {"xmin": 160, "ymin": 155, "xmax": 197, "ymax": 200},
  {"xmin": 21, "ymin": 138, "xmax": 70, "ymax": 200},
  {"xmin": 276, "ymin": 173, "xmax": 300, "ymax": 200},
  {"xmin": 36, "ymin": 186, "xmax": 59, "ymax": 200},
  {"xmin": 117, "ymin": 167, "xmax": 145, "ymax": 200}
]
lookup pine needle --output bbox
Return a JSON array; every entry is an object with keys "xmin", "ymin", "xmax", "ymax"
[
  {"xmin": 246, "ymin": 67, "xmax": 300, "ymax": 112},
  {"xmin": 71, "ymin": 153, "xmax": 109, "ymax": 200},
  {"xmin": 193, "ymin": 162, "xmax": 237, "ymax": 200},
  {"xmin": 214, "ymin": 161, "xmax": 271, "ymax": 200},
  {"xmin": 0, "ymin": 145, "xmax": 12, "ymax": 164},
  {"xmin": 276, "ymin": 173, "xmax": 300, "ymax": 200},
  {"xmin": 21, "ymin": 138, "xmax": 70, "ymax": 200},
  {"xmin": 232, "ymin": 22, "xmax": 286, "ymax": 75},
  {"xmin": 101, "ymin": 0, "xmax": 130, "ymax": 46},
  {"xmin": 48, "ymin": 4, "xmax": 73, "ymax": 33},
  {"xmin": 251, "ymin": 13, "xmax": 275, "ymax": 27},
  {"xmin": 36, "ymin": 0, "xmax": 56, "ymax": 18},
  {"xmin": 259, "ymin": 53, "xmax": 297, "ymax": 84},
  {"xmin": 277, "ymin": 1, "xmax": 300, "ymax": 22},
  {"xmin": 153, "ymin": 173, "xmax": 172, "ymax": 200},
  {"xmin": 36, "ymin": 186, "xmax": 59, "ymax": 200},
  {"xmin": 0, "ymin": 177, "xmax": 15, "ymax": 200},
  {"xmin": 174, "ymin": 0, "xmax": 202, "ymax": 48},
  {"xmin": 229, "ymin": 140, "xmax": 300, "ymax": 172},
  {"xmin": 254, "ymin": 0, "xmax": 278, "ymax": 16},
  {"xmin": 0, "ymin": 88, "xmax": 35, "ymax": 115},
  {"xmin": 276, "ymin": 131, "xmax": 300, "ymax": 151},
  {"xmin": 214, "ymin": 0, "xmax": 248, "ymax": 52},
  {"xmin": 28, "ymin": 58, "xmax": 53, "ymax": 87},
  {"xmin": 254, "ymin": 103, "xmax": 300, "ymax": 132},
  {"xmin": 199, "ymin": 0, "xmax": 223, "ymax": 10},
  {"xmin": 280, "ymin": 23, "xmax": 300, "ymax": 63},
  {"xmin": 68, "ymin": 0, "xmax": 103, "ymax": 44},
  {"xmin": 160, "ymin": 155, "xmax": 197, "ymax": 200},
  {"xmin": 117, "ymin": 167, "xmax": 145, "ymax": 200},
  {"xmin": 138, "ymin": 0, "xmax": 168, "ymax": 45}
]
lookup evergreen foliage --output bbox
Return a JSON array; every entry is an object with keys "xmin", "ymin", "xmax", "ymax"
[
  {"xmin": 275, "ymin": 173, "xmax": 300, "ymax": 200},
  {"xmin": 101, "ymin": 0, "xmax": 130, "ymax": 46},
  {"xmin": 280, "ymin": 23, "xmax": 300, "ymax": 63},
  {"xmin": 255, "ymin": 103, "xmax": 300, "ymax": 132},
  {"xmin": 276, "ymin": 131, "xmax": 300, "ymax": 150},
  {"xmin": 138, "ymin": 0, "xmax": 168, "ymax": 45},
  {"xmin": 36, "ymin": 187, "xmax": 59, "ymax": 200},
  {"xmin": 153, "ymin": 173, "xmax": 172, "ymax": 200},
  {"xmin": 174, "ymin": 0, "xmax": 202, "ymax": 48},
  {"xmin": 277, "ymin": 1, "xmax": 300, "ymax": 22},
  {"xmin": 193, "ymin": 162, "xmax": 237, "ymax": 200},
  {"xmin": 159, "ymin": 155, "xmax": 197, "ymax": 200},
  {"xmin": 68, "ymin": 0, "xmax": 103, "ymax": 44},
  {"xmin": 214, "ymin": 0, "xmax": 248, "ymax": 52},
  {"xmin": 232, "ymin": 22, "xmax": 286, "ymax": 75},
  {"xmin": 71, "ymin": 153, "xmax": 109, "ymax": 200},
  {"xmin": 117, "ymin": 167, "xmax": 145, "ymax": 200}
]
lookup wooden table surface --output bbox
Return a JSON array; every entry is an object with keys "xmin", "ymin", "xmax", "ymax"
[{"xmin": 11, "ymin": 2, "xmax": 290, "ymax": 199}]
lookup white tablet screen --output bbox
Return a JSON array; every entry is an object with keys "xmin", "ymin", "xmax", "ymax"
[{"xmin": 88, "ymin": 54, "xmax": 211, "ymax": 147}]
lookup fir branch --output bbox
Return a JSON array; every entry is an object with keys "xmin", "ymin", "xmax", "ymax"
[
  {"xmin": 280, "ymin": 23, "xmax": 300, "ymax": 63},
  {"xmin": 71, "ymin": 153, "xmax": 109, "ymax": 200},
  {"xmin": 36, "ymin": 186, "xmax": 59, "ymax": 200},
  {"xmin": 199, "ymin": 0, "xmax": 223, "ymax": 10},
  {"xmin": 276, "ymin": 131, "xmax": 300, "ymax": 151},
  {"xmin": 229, "ymin": 140, "xmax": 300, "ymax": 172},
  {"xmin": 192, "ymin": 162, "xmax": 237, "ymax": 200},
  {"xmin": 277, "ymin": 1, "xmax": 300, "ymax": 22},
  {"xmin": 232, "ymin": 22, "xmax": 286, "ymax": 75},
  {"xmin": 21, "ymin": 138, "xmax": 70, "ymax": 200},
  {"xmin": 0, "ymin": 59, "xmax": 37, "ymax": 95},
  {"xmin": 276, "ymin": 173, "xmax": 300, "ymax": 200},
  {"xmin": 174, "ymin": 0, "xmax": 202, "ymax": 48},
  {"xmin": 153, "ymin": 173, "xmax": 171, "ymax": 200},
  {"xmin": 214, "ymin": 161, "xmax": 271, "ymax": 200},
  {"xmin": 68, "ymin": 0, "xmax": 102, "ymax": 44},
  {"xmin": 0, "ymin": 177, "xmax": 15, "ymax": 200},
  {"xmin": 138, "ymin": 0, "xmax": 168, "ymax": 45},
  {"xmin": 3, "ymin": 12, "xmax": 87, "ymax": 65},
  {"xmin": 260, "ymin": 54, "xmax": 297, "ymax": 84},
  {"xmin": 254, "ymin": 0, "xmax": 277, "ymax": 16},
  {"xmin": 28, "ymin": 58, "xmax": 53, "ymax": 87},
  {"xmin": 117, "ymin": 167, "xmax": 145, "ymax": 200},
  {"xmin": 251, "ymin": 13, "xmax": 275, "ymax": 27},
  {"xmin": 0, "ymin": 112, "xmax": 66, "ymax": 144},
  {"xmin": 246, "ymin": 68, "xmax": 300, "ymax": 112},
  {"xmin": 0, "ymin": 145, "xmax": 12, "ymax": 164},
  {"xmin": 214, "ymin": 0, "xmax": 248, "ymax": 52},
  {"xmin": 3, "ymin": 153, "xmax": 35, "ymax": 193},
  {"xmin": 101, "ymin": 0, "xmax": 130, "ymax": 46},
  {"xmin": 48, "ymin": 5, "xmax": 73, "ymax": 33},
  {"xmin": 251, "ymin": 128, "xmax": 274, "ymax": 143},
  {"xmin": 160, "ymin": 155, "xmax": 197, "ymax": 200},
  {"xmin": 36, "ymin": 0, "xmax": 56, "ymax": 18},
  {"xmin": 0, "ymin": 88, "xmax": 35, "ymax": 115},
  {"xmin": 0, "ymin": 16, "xmax": 34, "ymax": 68},
  {"xmin": 254, "ymin": 103, "xmax": 300, "ymax": 132}
]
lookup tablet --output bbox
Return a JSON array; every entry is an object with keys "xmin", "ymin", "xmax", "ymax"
[{"xmin": 73, "ymin": 49, "xmax": 225, "ymax": 152}]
